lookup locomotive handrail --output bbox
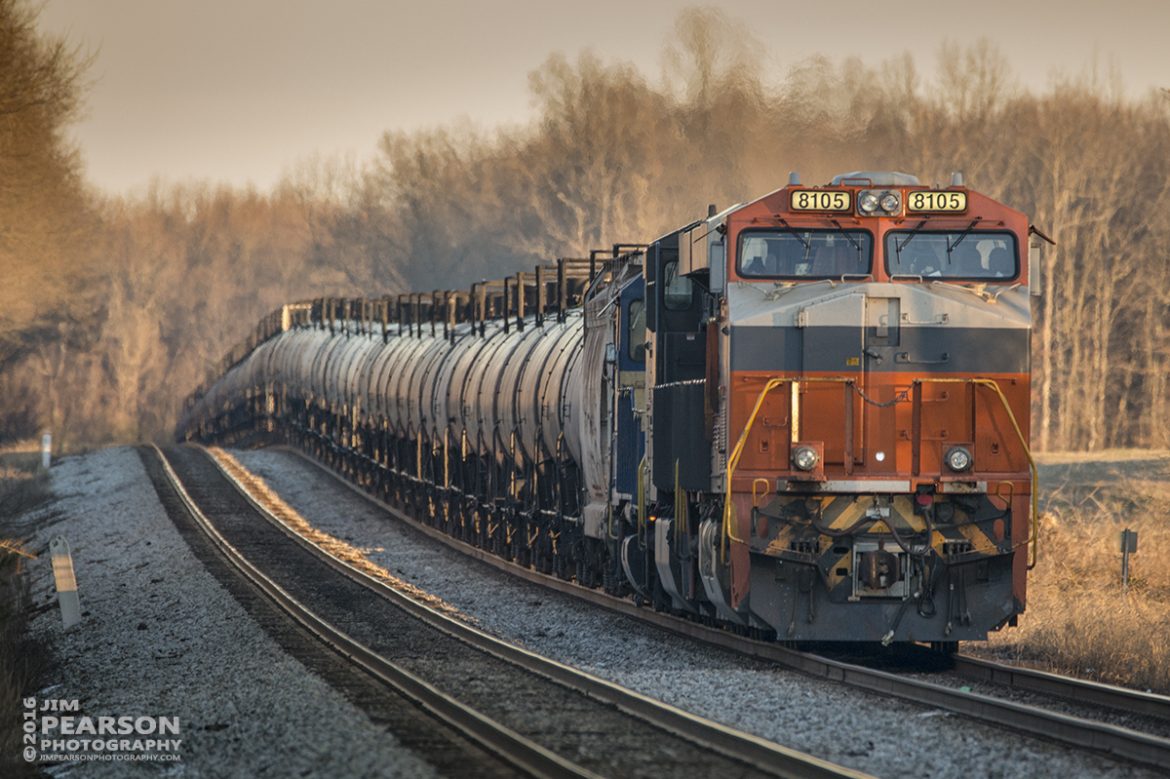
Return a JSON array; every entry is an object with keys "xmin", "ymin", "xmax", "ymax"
[
  {"xmin": 721, "ymin": 376, "xmax": 855, "ymax": 560},
  {"xmin": 914, "ymin": 377, "xmax": 1038, "ymax": 569},
  {"xmin": 636, "ymin": 455, "xmax": 649, "ymax": 550},
  {"xmin": 723, "ymin": 378, "xmax": 783, "ymax": 559},
  {"xmin": 721, "ymin": 376, "xmax": 1038, "ymax": 570}
]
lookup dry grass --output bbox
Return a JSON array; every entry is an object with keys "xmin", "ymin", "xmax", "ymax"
[
  {"xmin": 0, "ymin": 548, "xmax": 46, "ymax": 778},
  {"xmin": 971, "ymin": 454, "xmax": 1170, "ymax": 693},
  {"xmin": 0, "ymin": 452, "xmax": 51, "ymax": 777},
  {"xmin": 1034, "ymin": 448, "xmax": 1170, "ymax": 465}
]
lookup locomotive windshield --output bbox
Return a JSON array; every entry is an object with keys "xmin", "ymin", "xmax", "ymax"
[
  {"xmin": 738, "ymin": 229, "xmax": 872, "ymax": 279},
  {"xmin": 885, "ymin": 231, "xmax": 1018, "ymax": 280}
]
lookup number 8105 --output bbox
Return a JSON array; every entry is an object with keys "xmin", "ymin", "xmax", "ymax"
[
  {"xmin": 790, "ymin": 191, "xmax": 850, "ymax": 211},
  {"xmin": 908, "ymin": 191, "xmax": 966, "ymax": 212}
]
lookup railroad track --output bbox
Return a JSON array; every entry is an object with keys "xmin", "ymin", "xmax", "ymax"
[
  {"xmin": 147, "ymin": 445, "xmax": 862, "ymax": 779},
  {"xmin": 271, "ymin": 443, "xmax": 1170, "ymax": 774},
  {"xmin": 948, "ymin": 653, "xmax": 1170, "ymax": 722}
]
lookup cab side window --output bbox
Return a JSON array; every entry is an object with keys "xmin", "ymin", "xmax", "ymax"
[
  {"xmin": 663, "ymin": 260, "xmax": 693, "ymax": 310},
  {"xmin": 627, "ymin": 299, "xmax": 646, "ymax": 362}
]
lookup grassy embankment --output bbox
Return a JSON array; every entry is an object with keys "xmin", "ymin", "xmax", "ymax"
[
  {"xmin": 0, "ymin": 443, "xmax": 52, "ymax": 778},
  {"xmin": 972, "ymin": 450, "xmax": 1170, "ymax": 693}
]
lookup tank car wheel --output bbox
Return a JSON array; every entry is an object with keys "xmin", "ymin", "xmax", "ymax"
[
  {"xmin": 509, "ymin": 527, "xmax": 527, "ymax": 566},
  {"xmin": 930, "ymin": 641, "xmax": 959, "ymax": 656},
  {"xmin": 554, "ymin": 552, "xmax": 573, "ymax": 581},
  {"xmin": 482, "ymin": 513, "xmax": 494, "ymax": 549},
  {"xmin": 576, "ymin": 555, "xmax": 599, "ymax": 588},
  {"xmin": 467, "ymin": 511, "xmax": 480, "ymax": 548},
  {"xmin": 535, "ymin": 539, "xmax": 553, "ymax": 575}
]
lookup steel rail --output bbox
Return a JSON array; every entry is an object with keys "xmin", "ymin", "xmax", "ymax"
[
  {"xmin": 201, "ymin": 444, "xmax": 866, "ymax": 779},
  {"xmin": 278, "ymin": 444, "xmax": 1170, "ymax": 773},
  {"xmin": 950, "ymin": 654, "xmax": 1170, "ymax": 722},
  {"xmin": 148, "ymin": 445, "xmax": 597, "ymax": 779}
]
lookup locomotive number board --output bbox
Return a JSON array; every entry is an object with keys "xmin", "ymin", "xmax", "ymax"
[
  {"xmin": 790, "ymin": 190, "xmax": 852, "ymax": 212},
  {"xmin": 907, "ymin": 190, "xmax": 968, "ymax": 213}
]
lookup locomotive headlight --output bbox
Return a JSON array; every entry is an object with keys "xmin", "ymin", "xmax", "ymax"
[
  {"xmin": 792, "ymin": 446, "xmax": 819, "ymax": 472},
  {"xmin": 879, "ymin": 192, "xmax": 901, "ymax": 213},
  {"xmin": 945, "ymin": 446, "xmax": 973, "ymax": 473},
  {"xmin": 858, "ymin": 191, "xmax": 880, "ymax": 214}
]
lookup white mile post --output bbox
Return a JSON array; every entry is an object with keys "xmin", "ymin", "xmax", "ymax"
[
  {"xmin": 41, "ymin": 432, "xmax": 51, "ymax": 469},
  {"xmin": 50, "ymin": 536, "xmax": 81, "ymax": 629}
]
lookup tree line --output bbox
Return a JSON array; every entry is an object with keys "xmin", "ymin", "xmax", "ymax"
[{"xmin": 1, "ymin": 4, "xmax": 1167, "ymax": 452}]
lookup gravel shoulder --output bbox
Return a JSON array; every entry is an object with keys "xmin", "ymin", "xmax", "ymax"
[
  {"xmin": 12, "ymin": 446, "xmax": 439, "ymax": 778},
  {"xmin": 232, "ymin": 445, "xmax": 1163, "ymax": 779}
]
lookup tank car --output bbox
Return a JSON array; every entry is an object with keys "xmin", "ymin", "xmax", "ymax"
[{"xmin": 180, "ymin": 171, "xmax": 1042, "ymax": 647}]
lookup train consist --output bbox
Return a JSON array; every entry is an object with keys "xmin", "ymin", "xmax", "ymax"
[{"xmin": 180, "ymin": 171, "xmax": 1042, "ymax": 647}]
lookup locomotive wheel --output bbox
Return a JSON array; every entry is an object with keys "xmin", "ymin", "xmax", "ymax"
[
  {"xmin": 577, "ymin": 554, "xmax": 602, "ymax": 589},
  {"xmin": 602, "ymin": 549, "xmax": 627, "ymax": 596},
  {"xmin": 651, "ymin": 575, "xmax": 670, "ymax": 612},
  {"xmin": 749, "ymin": 626, "xmax": 777, "ymax": 642}
]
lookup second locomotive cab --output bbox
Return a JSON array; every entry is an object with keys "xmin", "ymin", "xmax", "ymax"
[{"xmin": 180, "ymin": 170, "xmax": 1043, "ymax": 647}]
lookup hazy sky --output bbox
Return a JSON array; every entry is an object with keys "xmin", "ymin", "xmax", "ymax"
[{"xmin": 38, "ymin": 0, "xmax": 1170, "ymax": 195}]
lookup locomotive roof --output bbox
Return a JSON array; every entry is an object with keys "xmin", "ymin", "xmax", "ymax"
[{"xmin": 830, "ymin": 170, "xmax": 921, "ymax": 186}]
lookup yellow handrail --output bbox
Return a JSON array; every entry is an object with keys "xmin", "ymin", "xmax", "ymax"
[
  {"xmin": 751, "ymin": 478, "xmax": 771, "ymax": 506},
  {"xmin": 722, "ymin": 378, "xmax": 786, "ymax": 560},
  {"xmin": 918, "ymin": 377, "xmax": 1039, "ymax": 569},
  {"xmin": 721, "ymin": 376, "xmax": 859, "ymax": 561}
]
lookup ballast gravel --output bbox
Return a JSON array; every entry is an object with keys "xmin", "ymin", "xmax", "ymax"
[
  {"xmin": 233, "ymin": 446, "xmax": 1162, "ymax": 779},
  {"xmin": 13, "ymin": 447, "xmax": 437, "ymax": 778}
]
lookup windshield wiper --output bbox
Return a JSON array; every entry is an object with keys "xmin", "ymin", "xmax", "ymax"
[
  {"xmin": 894, "ymin": 219, "xmax": 929, "ymax": 264},
  {"xmin": 946, "ymin": 218, "xmax": 982, "ymax": 259},
  {"xmin": 827, "ymin": 218, "xmax": 863, "ymax": 253},
  {"xmin": 776, "ymin": 218, "xmax": 810, "ymax": 251}
]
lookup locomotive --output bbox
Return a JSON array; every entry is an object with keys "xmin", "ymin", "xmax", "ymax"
[{"xmin": 180, "ymin": 171, "xmax": 1042, "ymax": 647}]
